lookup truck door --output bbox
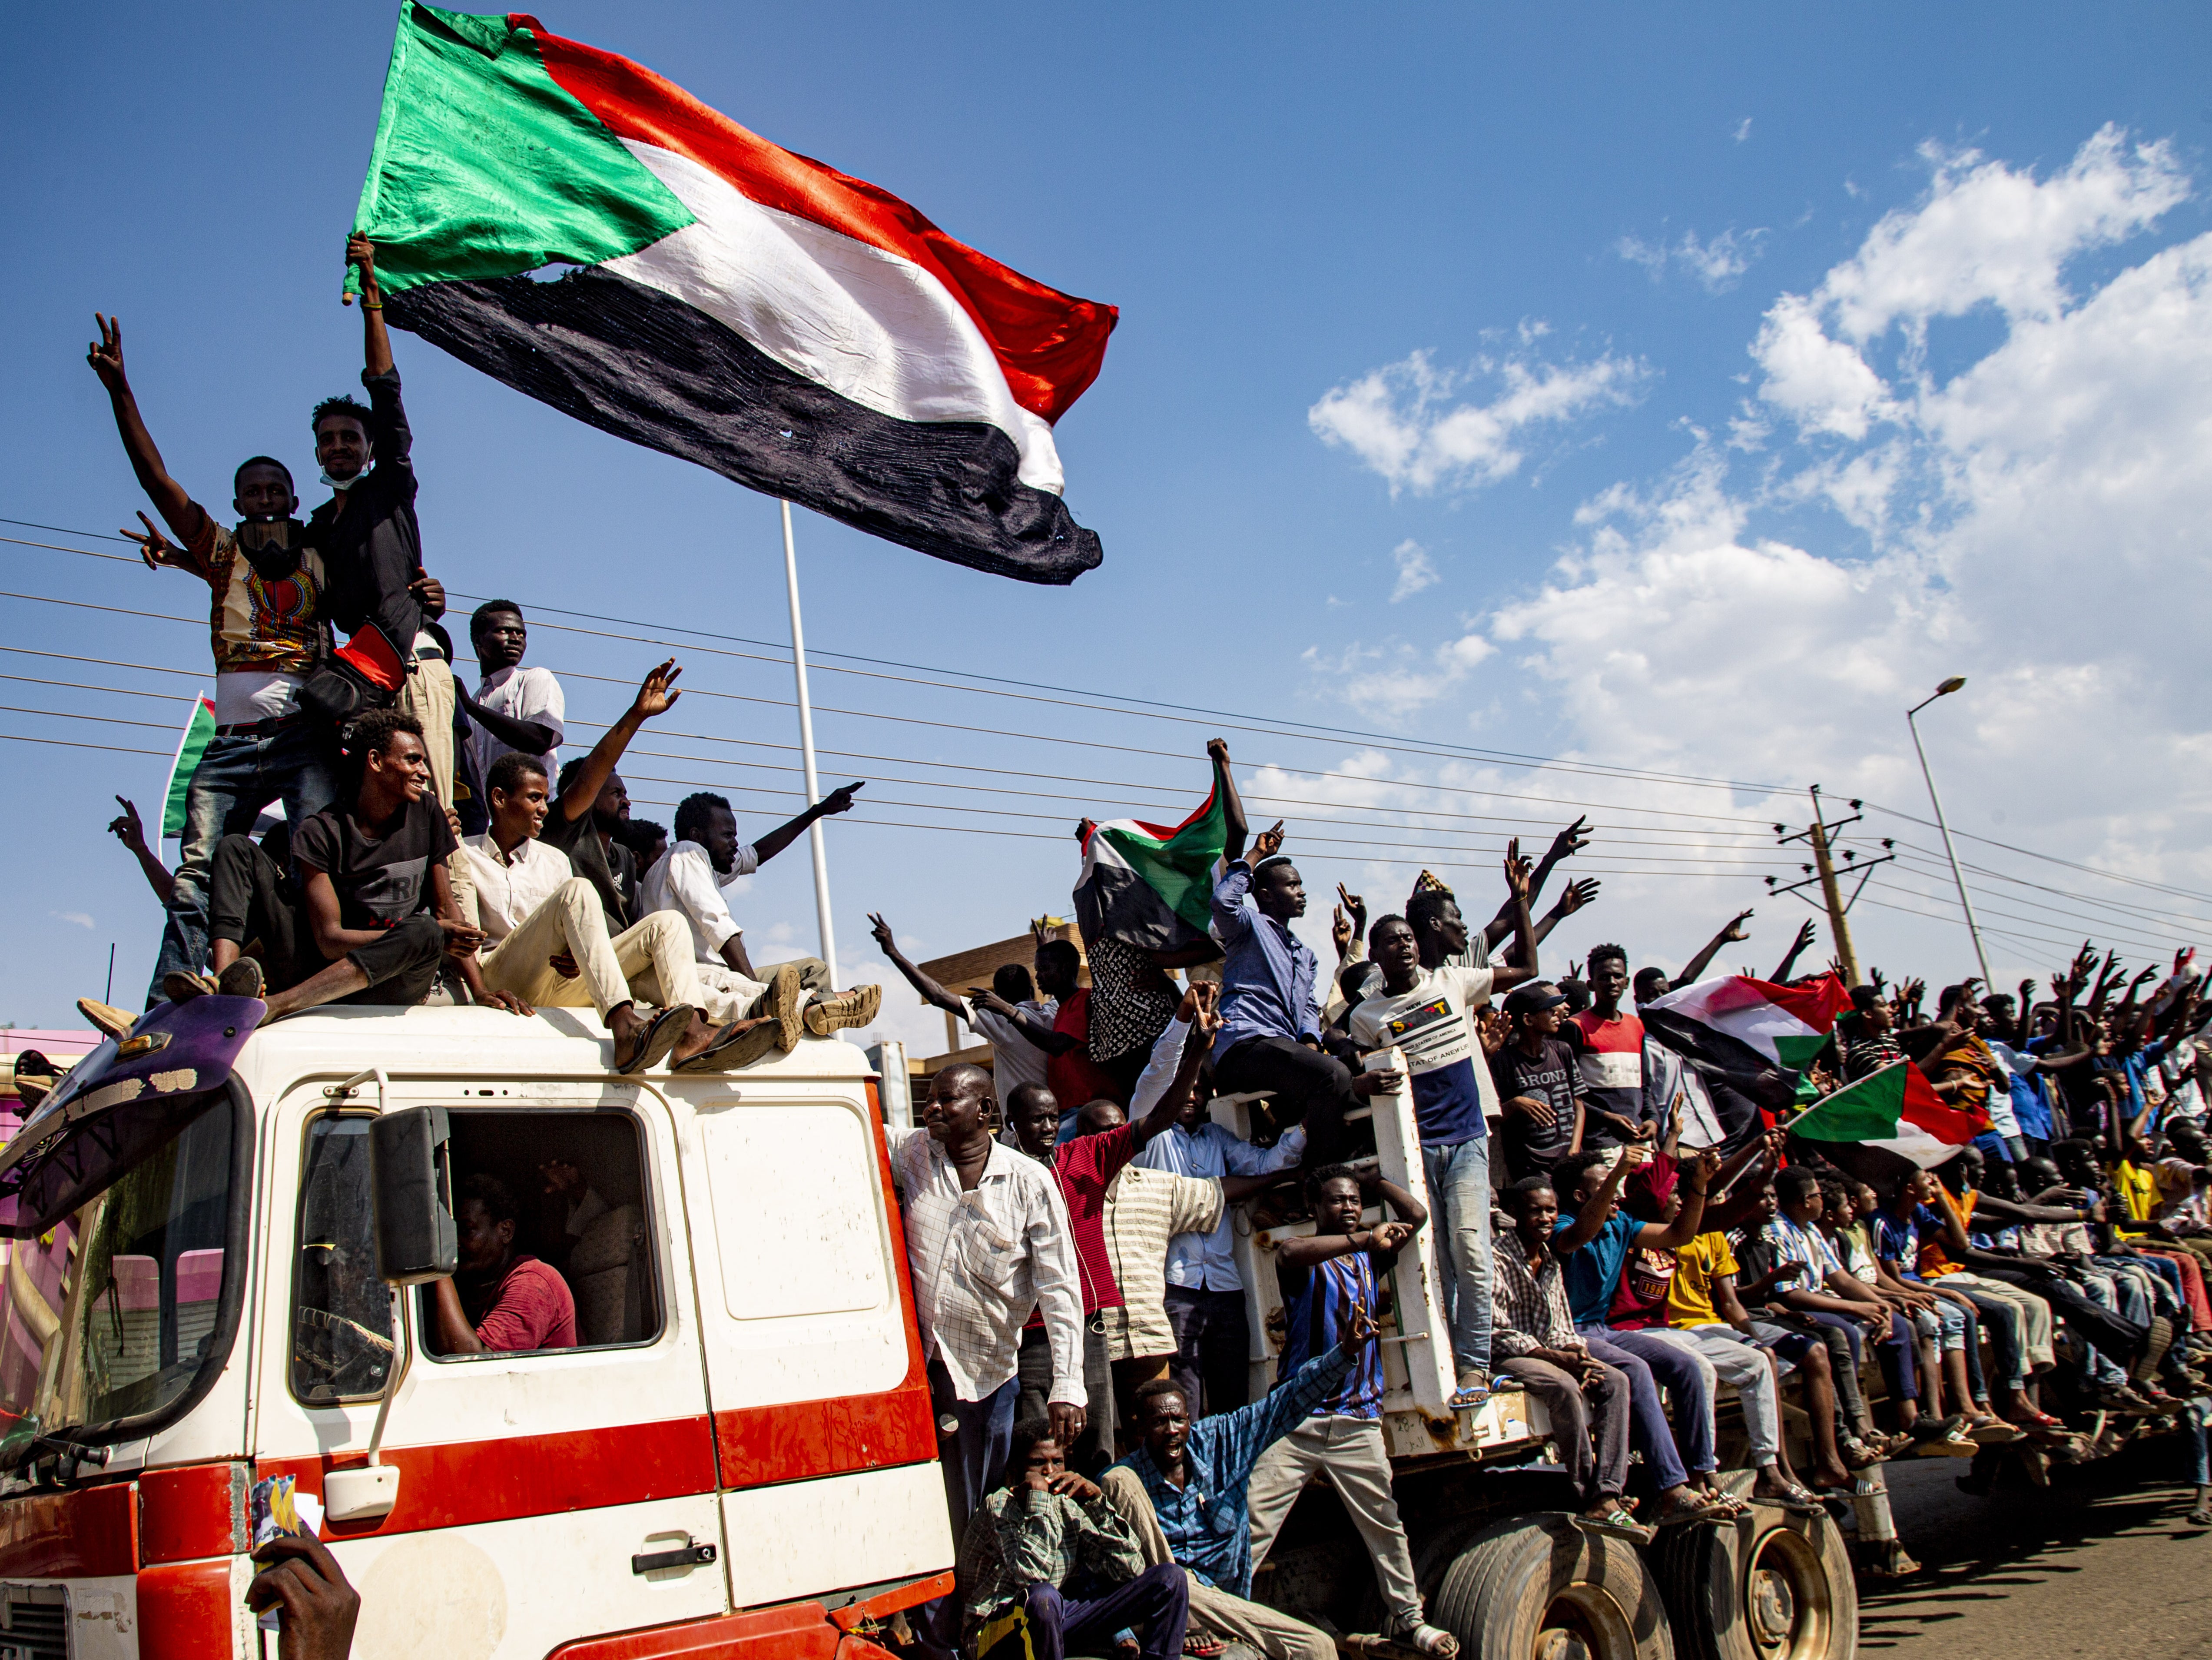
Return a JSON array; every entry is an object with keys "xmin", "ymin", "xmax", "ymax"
[
  {"xmin": 671, "ymin": 1070, "xmax": 952, "ymax": 1612},
  {"xmin": 253, "ymin": 1079, "xmax": 725, "ymax": 1659}
]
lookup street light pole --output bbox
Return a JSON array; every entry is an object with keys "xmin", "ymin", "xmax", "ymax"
[{"xmin": 1907, "ymin": 676, "xmax": 1992, "ymax": 986}]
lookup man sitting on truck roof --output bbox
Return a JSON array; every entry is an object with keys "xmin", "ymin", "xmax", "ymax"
[
  {"xmin": 429, "ymin": 1172, "xmax": 577, "ymax": 1355},
  {"xmin": 1246, "ymin": 1165, "xmax": 1459, "ymax": 1658},
  {"xmin": 198, "ymin": 710, "xmax": 529, "ymax": 1021},
  {"xmin": 962, "ymin": 1420, "xmax": 1188, "ymax": 1660},
  {"xmin": 1099, "ymin": 1309, "xmax": 1377, "ymax": 1660},
  {"xmin": 641, "ymin": 787, "xmax": 880, "ymax": 1039},
  {"xmin": 462, "ymin": 752, "xmax": 743, "ymax": 1074}
]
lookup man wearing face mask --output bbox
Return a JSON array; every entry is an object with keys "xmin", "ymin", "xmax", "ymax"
[
  {"xmin": 305, "ymin": 237, "xmax": 464, "ymax": 807},
  {"xmin": 86, "ymin": 313, "xmax": 339, "ymax": 1004}
]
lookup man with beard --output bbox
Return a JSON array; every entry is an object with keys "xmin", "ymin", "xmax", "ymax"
[
  {"xmin": 642, "ymin": 785, "xmax": 879, "ymax": 1040},
  {"xmin": 86, "ymin": 314, "xmax": 339, "ymax": 1002}
]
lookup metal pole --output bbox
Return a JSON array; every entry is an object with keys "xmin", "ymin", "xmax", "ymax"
[
  {"xmin": 1806, "ymin": 787, "xmax": 1861, "ymax": 986},
  {"xmin": 781, "ymin": 500, "xmax": 839, "ymax": 988},
  {"xmin": 1907, "ymin": 704, "xmax": 1993, "ymax": 986}
]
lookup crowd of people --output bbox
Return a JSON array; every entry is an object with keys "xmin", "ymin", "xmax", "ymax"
[{"xmin": 73, "ymin": 239, "xmax": 2212, "ymax": 1660}]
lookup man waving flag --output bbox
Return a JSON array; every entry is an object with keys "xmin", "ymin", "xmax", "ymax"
[{"xmin": 351, "ymin": 3, "xmax": 1117, "ymax": 583}]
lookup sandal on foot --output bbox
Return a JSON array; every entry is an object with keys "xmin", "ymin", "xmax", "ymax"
[
  {"xmin": 162, "ymin": 970, "xmax": 218, "ymax": 1003},
  {"xmin": 1383, "ymin": 1620, "xmax": 1457, "ymax": 1658},
  {"xmin": 1182, "ymin": 1635, "xmax": 1225, "ymax": 1658},
  {"xmin": 1758, "ymin": 1482, "xmax": 1828, "ymax": 1517},
  {"xmin": 216, "ymin": 958, "xmax": 265, "ymax": 999},
  {"xmin": 1573, "ymin": 1507, "xmax": 1654, "ymax": 1544},
  {"xmin": 673, "ymin": 1019, "xmax": 780, "ymax": 1072},
  {"xmin": 1449, "ymin": 1371, "xmax": 1492, "ymax": 1409},
  {"xmin": 614, "ymin": 1004, "xmax": 696, "ymax": 1075},
  {"xmin": 77, "ymin": 997, "xmax": 134, "ymax": 1039},
  {"xmin": 1657, "ymin": 1493, "xmax": 1738, "ymax": 1527}
]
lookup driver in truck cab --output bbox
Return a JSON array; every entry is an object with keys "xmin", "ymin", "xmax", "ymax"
[{"xmin": 429, "ymin": 1172, "xmax": 578, "ymax": 1355}]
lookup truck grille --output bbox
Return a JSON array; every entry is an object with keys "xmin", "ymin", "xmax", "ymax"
[{"xmin": 0, "ymin": 1585, "xmax": 67, "ymax": 1660}]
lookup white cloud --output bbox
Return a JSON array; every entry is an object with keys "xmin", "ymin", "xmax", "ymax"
[
  {"xmin": 1618, "ymin": 227, "xmax": 1766, "ymax": 292},
  {"xmin": 50, "ymin": 911, "xmax": 94, "ymax": 930},
  {"xmin": 1390, "ymin": 539, "xmax": 1439, "ymax": 602},
  {"xmin": 1733, "ymin": 118, "xmax": 1753, "ymax": 144},
  {"xmin": 1304, "ymin": 634, "xmax": 1497, "ymax": 719},
  {"xmin": 1305, "ymin": 125, "xmax": 2212, "ymax": 984},
  {"xmin": 1309, "ymin": 347, "xmax": 1645, "ymax": 494}
]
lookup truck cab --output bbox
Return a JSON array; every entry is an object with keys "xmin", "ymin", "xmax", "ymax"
[{"xmin": 0, "ymin": 994, "xmax": 950, "ymax": 1659}]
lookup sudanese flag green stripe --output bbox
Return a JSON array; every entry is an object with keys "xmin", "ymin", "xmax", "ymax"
[
  {"xmin": 1074, "ymin": 758, "xmax": 1230, "ymax": 953},
  {"xmin": 161, "ymin": 696, "xmax": 215, "ymax": 840}
]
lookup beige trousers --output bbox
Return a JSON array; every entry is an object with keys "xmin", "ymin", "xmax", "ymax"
[
  {"xmin": 478, "ymin": 879, "xmax": 701, "ymax": 1018},
  {"xmin": 1098, "ymin": 1467, "xmax": 1333, "ymax": 1660},
  {"xmin": 691, "ymin": 955, "xmax": 832, "ymax": 1022},
  {"xmin": 1246, "ymin": 1416, "xmax": 1423, "ymax": 1629},
  {"xmin": 400, "ymin": 656, "xmax": 474, "ymax": 927}
]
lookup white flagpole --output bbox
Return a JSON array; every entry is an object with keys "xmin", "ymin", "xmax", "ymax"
[{"xmin": 780, "ymin": 500, "xmax": 839, "ymax": 989}]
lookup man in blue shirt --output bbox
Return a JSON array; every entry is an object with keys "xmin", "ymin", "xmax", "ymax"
[
  {"xmin": 1210, "ymin": 823, "xmax": 1395, "ymax": 1166},
  {"xmin": 1100, "ymin": 1318, "xmax": 1370, "ymax": 1660}
]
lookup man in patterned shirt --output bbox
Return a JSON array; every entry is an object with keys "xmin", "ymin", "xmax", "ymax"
[
  {"xmin": 962, "ymin": 1421, "xmax": 1187, "ymax": 1660},
  {"xmin": 1101, "ymin": 1312, "xmax": 1372, "ymax": 1660},
  {"xmin": 87, "ymin": 314, "xmax": 338, "ymax": 1003},
  {"xmin": 886, "ymin": 1063, "xmax": 1086, "ymax": 1546}
]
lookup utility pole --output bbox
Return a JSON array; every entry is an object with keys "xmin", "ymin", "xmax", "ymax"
[{"xmin": 1771, "ymin": 786, "xmax": 1894, "ymax": 987}]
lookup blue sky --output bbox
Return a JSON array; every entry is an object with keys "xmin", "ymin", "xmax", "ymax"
[{"xmin": 6, "ymin": 3, "xmax": 2211, "ymax": 1045}]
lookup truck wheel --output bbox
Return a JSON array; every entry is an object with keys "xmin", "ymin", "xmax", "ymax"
[
  {"xmin": 1430, "ymin": 1515, "xmax": 1674, "ymax": 1660},
  {"xmin": 1652, "ymin": 1504, "xmax": 1855, "ymax": 1660}
]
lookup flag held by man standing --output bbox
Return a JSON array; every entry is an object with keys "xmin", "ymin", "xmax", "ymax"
[
  {"xmin": 351, "ymin": 3, "xmax": 1117, "ymax": 583},
  {"xmin": 1073, "ymin": 756, "xmax": 1230, "ymax": 954}
]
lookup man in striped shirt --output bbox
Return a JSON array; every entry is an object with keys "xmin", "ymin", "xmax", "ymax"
[{"xmin": 1245, "ymin": 1166, "xmax": 1459, "ymax": 1657}]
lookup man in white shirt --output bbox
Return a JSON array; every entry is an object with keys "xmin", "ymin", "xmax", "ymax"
[
  {"xmin": 1347, "ymin": 869, "xmax": 1539, "ymax": 1409},
  {"xmin": 460, "ymin": 601, "xmax": 565, "ymax": 793},
  {"xmin": 887, "ymin": 1062, "xmax": 1086, "ymax": 1545},
  {"xmin": 867, "ymin": 913, "xmax": 1056, "ymax": 1117},
  {"xmin": 466, "ymin": 753, "xmax": 744, "ymax": 1074},
  {"xmin": 640, "ymin": 787, "xmax": 881, "ymax": 1036}
]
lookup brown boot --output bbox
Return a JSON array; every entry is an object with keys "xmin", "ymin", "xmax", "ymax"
[{"xmin": 803, "ymin": 983, "xmax": 883, "ymax": 1037}]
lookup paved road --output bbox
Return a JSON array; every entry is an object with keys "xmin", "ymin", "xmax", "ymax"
[{"xmin": 1860, "ymin": 1445, "xmax": 2212, "ymax": 1657}]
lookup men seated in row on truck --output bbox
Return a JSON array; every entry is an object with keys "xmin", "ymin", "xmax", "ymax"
[
  {"xmin": 1345, "ymin": 855, "xmax": 1539, "ymax": 1411},
  {"xmin": 461, "ymin": 750, "xmax": 746, "ymax": 1073},
  {"xmin": 428, "ymin": 1173, "xmax": 578, "ymax": 1355},
  {"xmin": 1489, "ymin": 1175, "xmax": 1646, "ymax": 1542},
  {"xmin": 1246, "ymin": 1165, "xmax": 1459, "ymax": 1659},
  {"xmin": 888, "ymin": 1062, "xmax": 1088, "ymax": 1548},
  {"xmin": 192, "ymin": 710, "xmax": 523, "ymax": 1019},
  {"xmin": 1100, "ymin": 1309, "xmax": 1381, "ymax": 1660},
  {"xmin": 640, "ymin": 786, "xmax": 869, "ymax": 1026},
  {"xmin": 959, "ymin": 1421, "xmax": 1189, "ymax": 1660}
]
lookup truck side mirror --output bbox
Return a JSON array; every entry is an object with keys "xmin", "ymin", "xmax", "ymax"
[{"xmin": 369, "ymin": 1106, "xmax": 455, "ymax": 1285}]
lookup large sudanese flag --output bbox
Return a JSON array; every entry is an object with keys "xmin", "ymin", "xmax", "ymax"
[
  {"xmin": 1074, "ymin": 757, "xmax": 1230, "ymax": 955},
  {"xmin": 1641, "ymin": 972, "xmax": 1851, "ymax": 1081},
  {"xmin": 351, "ymin": 3, "xmax": 1118, "ymax": 584}
]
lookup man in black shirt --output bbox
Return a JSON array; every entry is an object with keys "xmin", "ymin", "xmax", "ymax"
[
  {"xmin": 216, "ymin": 709, "xmax": 528, "ymax": 1021},
  {"xmin": 536, "ymin": 658, "xmax": 685, "ymax": 936},
  {"xmin": 1491, "ymin": 982, "xmax": 1588, "ymax": 1183}
]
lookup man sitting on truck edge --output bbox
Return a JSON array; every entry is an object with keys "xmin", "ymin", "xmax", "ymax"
[
  {"xmin": 1100, "ymin": 1309, "xmax": 1378, "ymax": 1660},
  {"xmin": 195, "ymin": 710, "xmax": 527, "ymax": 1021},
  {"xmin": 1489, "ymin": 1175, "xmax": 1646, "ymax": 1541},
  {"xmin": 962, "ymin": 1421, "xmax": 1188, "ymax": 1660},
  {"xmin": 430, "ymin": 1172, "xmax": 578, "ymax": 1354},
  {"xmin": 888, "ymin": 1062, "xmax": 1088, "ymax": 1551},
  {"xmin": 462, "ymin": 751, "xmax": 742, "ymax": 1074},
  {"xmin": 1209, "ymin": 824, "xmax": 1396, "ymax": 1168},
  {"xmin": 1245, "ymin": 1165, "xmax": 1459, "ymax": 1658},
  {"xmin": 642, "ymin": 787, "xmax": 879, "ymax": 1036},
  {"xmin": 1348, "ymin": 850, "xmax": 1540, "ymax": 1411}
]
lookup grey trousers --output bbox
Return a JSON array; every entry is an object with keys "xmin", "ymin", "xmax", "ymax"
[
  {"xmin": 1246, "ymin": 1416, "xmax": 1424, "ymax": 1628},
  {"xmin": 1499, "ymin": 1354, "xmax": 1631, "ymax": 1506},
  {"xmin": 1099, "ymin": 1468, "xmax": 1333, "ymax": 1660}
]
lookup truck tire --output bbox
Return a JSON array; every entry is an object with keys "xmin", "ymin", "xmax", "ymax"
[
  {"xmin": 1652, "ymin": 1504, "xmax": 1855, "ymax": 1660},
  {"xmin": 1430, "ymin": 1515, "xmax": 1674, "ymax": 1660}
]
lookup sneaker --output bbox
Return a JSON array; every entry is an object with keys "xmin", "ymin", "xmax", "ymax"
[
  {"xmin": 803, "ymin": 982, "xmax": 883, "ymax": 1037},
  {"xmin": 763, "ymin": 964, "xmax": 806, "ymax": 1051}
]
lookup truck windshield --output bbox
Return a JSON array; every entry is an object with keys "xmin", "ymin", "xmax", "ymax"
[{"xmin": 0, "ymin": 1097, "xmax": 235, "ymax": 1468}]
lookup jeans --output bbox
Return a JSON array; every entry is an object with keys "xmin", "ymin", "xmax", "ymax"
[
  {"xmin": 206, "ymin": 833, "xmax": 310, "ymax": 991},
  {"xmin": 1421, "ymin": 1137, "xmax": 1493, "ymax": 1375},
  {"xmin": 151, "ymin": 719, "xmax": 335, "ymax": 1002},
  {"xmin": 1647, "ymin": 1325, "xmax": 1781, "ymax": 1467},
  {"xmin": 978, "ymin": 1566, "xmax": 1189, "ymax": 1660},
  {"xmin": 1579, "ymin": 1327, "xmax": 1698, "ymax": 1490},
  {"xmin": 1163, "ymin": 1287, "xmax": 1249, "ymax": 1417}
]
